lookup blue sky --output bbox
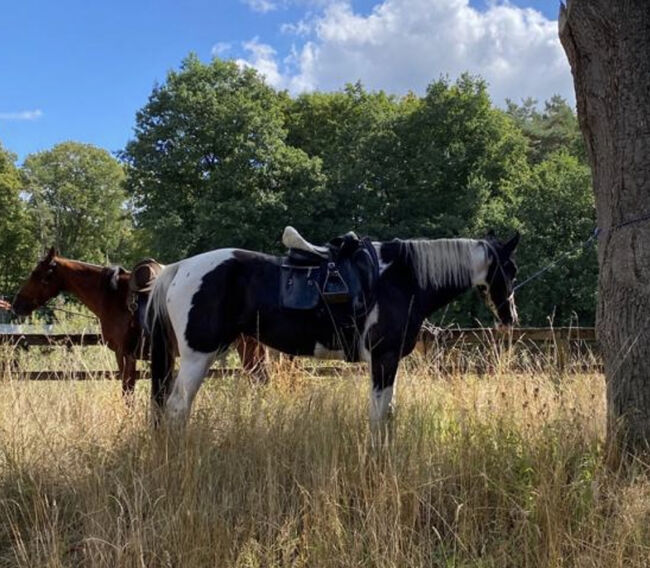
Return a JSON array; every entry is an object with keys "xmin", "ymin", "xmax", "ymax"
[{"xmin": 0, "ymin": 0, "xmax": 568, "ymax": 163}]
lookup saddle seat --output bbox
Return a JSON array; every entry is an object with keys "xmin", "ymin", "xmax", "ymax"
[
  {"xmin": 282, "ymin": 226, "xmax": 329, "ymax": 259},
  {"xmin": 128, "ymin": 258, "xmax": 164, "ymax": 331},
  {"xmin": 279, "ymin": 226, "xmax": 379, "ymax": 318}
]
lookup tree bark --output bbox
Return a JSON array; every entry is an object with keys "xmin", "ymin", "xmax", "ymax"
[{"xmin": 559, "ymin": 0, "xmax": 650, "ymax": 453}]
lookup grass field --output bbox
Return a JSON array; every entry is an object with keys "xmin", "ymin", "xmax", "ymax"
[{"xmin": 0, "ymin": 347, "xmax": 649, "ymax": 567}]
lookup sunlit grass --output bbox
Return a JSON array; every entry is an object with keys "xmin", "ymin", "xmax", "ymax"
[{"xmin": 0, "ymin": 347, "xmax": 649, "ymax": 567}]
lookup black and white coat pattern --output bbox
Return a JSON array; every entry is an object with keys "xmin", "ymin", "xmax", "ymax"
[{"xmin": 147, "ymin": 233, "xmax": 519, "ymax": 424}]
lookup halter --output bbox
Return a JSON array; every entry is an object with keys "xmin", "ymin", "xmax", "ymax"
[{"xmin": 480, "ymin": 240, "xmax": 517, "ymax": 320}]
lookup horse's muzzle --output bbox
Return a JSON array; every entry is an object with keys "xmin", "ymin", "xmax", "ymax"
[{"xmin": 11, "ymin": 296, "xmax": 35, "ymax": 317}]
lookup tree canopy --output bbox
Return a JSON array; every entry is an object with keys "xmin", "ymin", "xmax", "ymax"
[
  {"xmin": 0, "ymin": 143, "xmax": 37, "ymax": 295},
  {"xmin": 1, "ymin": 55, "xmax": 595, "ymax": 326},
  {"xmin": 22, "ymin": 142, "xmax": 131, "ymax": 264},
  {"xmin": 123, "ymin": 55, "xmax": 325, "ymax": 259}
]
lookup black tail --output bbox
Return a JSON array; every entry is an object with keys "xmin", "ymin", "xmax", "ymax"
[{"xmin": 146, "ymin": 264, "xmax": 179, "ymax": 423}]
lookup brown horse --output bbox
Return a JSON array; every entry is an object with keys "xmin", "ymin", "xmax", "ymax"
[{"xmin": 12, "ymin": 248, "xmax": 268, "ymax": 395}]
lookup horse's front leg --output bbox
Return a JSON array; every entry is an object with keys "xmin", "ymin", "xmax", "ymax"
[
  {"xmin": 117, "ymin": 351, "xmax": 137, "ymax": 400},
  {"xmin": 369, "ymin": 350, "xmax": 400, "ymax": 424},
  {"xmin": 235, "ymin": 335, "xmax": 269, "ymax": 384}
]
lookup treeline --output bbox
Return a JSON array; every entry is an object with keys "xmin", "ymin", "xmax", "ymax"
[{"xmin": 0, "ymin": 55, "xmax": 596, "ymax": 326}]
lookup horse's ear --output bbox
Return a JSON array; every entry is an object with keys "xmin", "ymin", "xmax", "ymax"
[
  {"xmin": 45, "ymin": 247, "xmax": 57, "ymax": 261},
  {"xmin": 503, "ymin": 232, "xmax": 520, "ymax": 256},
  {"xmin": 106, "ymin": 267, "xmax": 120, "ymax": 291}
]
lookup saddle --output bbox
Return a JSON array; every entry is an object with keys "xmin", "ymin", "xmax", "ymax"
[
  {"xmin": 280, "ymin": 226, "xmax": 379, "ymax": 318},
  {"xmin": 128, "ymin": 258, "xmax": 164, "ymax": 330}
]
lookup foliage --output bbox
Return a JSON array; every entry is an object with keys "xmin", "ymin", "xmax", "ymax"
[
  {"xmin": 3, "ymin": 56, "xmax": 597, "ymax": 325},
  {"xmin": 284, "ymin": 82, "xmax": 400, "ymax": 238},
  {"xmin": 0, "ymin": 142, "xmax": 37, "ymax": 297},
  {"xmin": 506, "ymin": 95, "xmax": 585, "ymax": 163},
  {"xmin": 514, "ymin": 151, "xmax": 597, "ymax": 325},
  {"xmin": 22, "ymin": 142, "xmax": 131, "ymax": 264},
  {"xmin": 122, "ymin": 55, "xmax": 325, "ymax": 261},
  {"xmin": 365, "ymin": 75, "xmax": 529, "ymax": 240}
]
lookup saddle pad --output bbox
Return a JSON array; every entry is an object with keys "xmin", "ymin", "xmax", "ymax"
[{"xmin": 280, "ymin": 264, "xmax": 322, "ymax": 310}]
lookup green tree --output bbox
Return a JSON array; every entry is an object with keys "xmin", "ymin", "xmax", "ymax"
[
  {"xmin": 506, "ymin": 95, "xmax": 585, "ymax": 164},
  {"xmin": 514, "ymin": 151, "xmax": 597, "ymax": 325},
  {"xmin": 366, "ymin": 75, "xmax": 529, "ymax": 241},
  {"xmin": 0, "ymin": 142, "xmax": 37, "ymax": 296},
  {"xmin": 284, "ymin": 83, "xmax": 400, "ymax": 237},
  {"xmin": 22, "ymin": 142, "xmax": 131, "ymax": 263},
  {"xmin": 123, "ymin": 55, "xmax": 325, "ymax": 261}
]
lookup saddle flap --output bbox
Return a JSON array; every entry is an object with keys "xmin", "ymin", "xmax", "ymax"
[{"xmin": 280, "ymin": 264, "xmax": 322, "ymax": 310}]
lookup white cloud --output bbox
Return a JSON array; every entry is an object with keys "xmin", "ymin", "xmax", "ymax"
[
  {"xmin": 241, "ymin": 0, "xmax": 278, "ymax": 13},
  {"xmin": 0, "ymin": 109, "xmax": 43, "ymax": 121},
  {"xmin": 236, "ymin": 39, "xmax": 285, "ymax": 89},
  {"xmin": 280, "ymin": 18, "xmax": 313, "ymax": 36},
  {"xmin": 211, "ymin": 42, "xmax": 232, "ymax": 57},
  {"xmin": 238, "ymin": 0, "xmax": 573, "ymax": 106}
]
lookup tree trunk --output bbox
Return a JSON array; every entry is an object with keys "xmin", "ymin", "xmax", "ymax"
[{"xmin": 559, "ymin": 0, "xmax": 650, "ymax": 453}]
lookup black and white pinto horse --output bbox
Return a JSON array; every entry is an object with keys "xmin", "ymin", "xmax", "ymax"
[{"xmin": 147, "ymin": 231, "xmax": 519, "ymax": 424}]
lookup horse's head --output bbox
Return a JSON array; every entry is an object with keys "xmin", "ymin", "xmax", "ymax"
[
  {"xmin": 475, "ymin": 232, "xmax": 520, "ymax": 329},
  {"xmin": 12, "ymin": 247, "xmax": 64, "ymax": 316}
]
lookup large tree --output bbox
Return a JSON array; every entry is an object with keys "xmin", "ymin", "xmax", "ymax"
[
  {"xmin": 123, "ymin": 55, "xmax": 325, "ymax": 260},
  {"xmin": 284, "ymin": 83, "xmax": 399, "ymax": 237},
  {"xmin": 22, "ymin": 142, "xmax": 131, "ymax": 264},
  {"xmin": 365, "ymin": 75, "xmax": 528, "ymax": 240},
  {"xmin": 0, "ymin": 143, "xmax": 37, "ymax": 296},
  {"xmin": 506, "ymin": 95, "xmax": 585, "ymax": 164},
  {"xmin": 559, "ymin": 0, "xmax": 650, "ymax": 452}
]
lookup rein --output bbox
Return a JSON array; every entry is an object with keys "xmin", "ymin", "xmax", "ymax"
[
  {"xmin": 48, "ymin": 304, "xmax": 98, "ymax": 321},
  {"xmin": 513, "ymin": 212, "xmax": 650, "ymax": 293}
]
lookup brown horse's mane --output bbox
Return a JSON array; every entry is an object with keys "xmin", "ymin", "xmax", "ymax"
[{"xmin": 101, "ymin": 265, "xmax": 128, "ymax": 291}]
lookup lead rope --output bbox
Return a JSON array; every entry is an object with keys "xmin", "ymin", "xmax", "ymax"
[
  {"xmin": 514, "ymin": 211, "xmax": 650, "ymax": 293},
  {"xmin": 513, "ymin": 229, "xmax": 599, "ymax": 293}
]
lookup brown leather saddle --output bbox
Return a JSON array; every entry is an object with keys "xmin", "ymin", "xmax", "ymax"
[{"xmin": 128, "ymin": 258, "xmax": 164, "ymax": 330}]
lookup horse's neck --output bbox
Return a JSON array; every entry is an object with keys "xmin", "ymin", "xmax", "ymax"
[
  {"xmin": 57, "ymin": 260, "xmax": 109, "ymax": 317},
  {"xmin": 419, "ymin": 281, "xmax": 473, "ymax": 316},
  {"xmin": 393, "ymin": 238, "xmax": 477, "ymax": 316}
]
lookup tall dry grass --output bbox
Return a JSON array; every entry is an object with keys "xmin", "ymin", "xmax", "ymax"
[{"xmin": 0, "ymin": 346, "xmax": 649, "ymax": 567}]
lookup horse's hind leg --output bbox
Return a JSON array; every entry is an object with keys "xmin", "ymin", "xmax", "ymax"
[
  {"xmin": 165, "ymin": 349, "xmax": 219, "ymax": 423},
  {"xmin": 236, "ymin": 335, "xmax": 268, "ymax": 384}
]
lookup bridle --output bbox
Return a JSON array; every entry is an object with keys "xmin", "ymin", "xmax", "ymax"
[{"xmin": 479, "ymin": 240, "xmax": 517, "ymax": 323}]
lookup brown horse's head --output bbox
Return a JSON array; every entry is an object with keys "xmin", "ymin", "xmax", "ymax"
[{"xmin": 13, "ymin": 247, "xmax": 64, "ymax": 316}]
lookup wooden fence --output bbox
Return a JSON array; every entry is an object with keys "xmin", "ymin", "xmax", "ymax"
[{"xmin": 0, "ymin": 327, "xmax": 599, "ymax": 380}]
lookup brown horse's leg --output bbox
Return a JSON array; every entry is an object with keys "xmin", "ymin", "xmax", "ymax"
[
  {"xmin": 118, "ymin": 351, "xmax": 137, "ymax": 400},
  {"xmin": 235, "ymin": 335, "xmax": 268, "ymax": 384}
]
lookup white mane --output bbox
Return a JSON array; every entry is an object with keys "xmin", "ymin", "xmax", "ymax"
[{"xmin": 404, "ymin": 238, "xmax": 480, "ymax": 290}]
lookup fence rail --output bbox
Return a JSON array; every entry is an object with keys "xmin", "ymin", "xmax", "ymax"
[{"xmin": 1, "ymin": 327, "xmax": 599, "ymax": 380}]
